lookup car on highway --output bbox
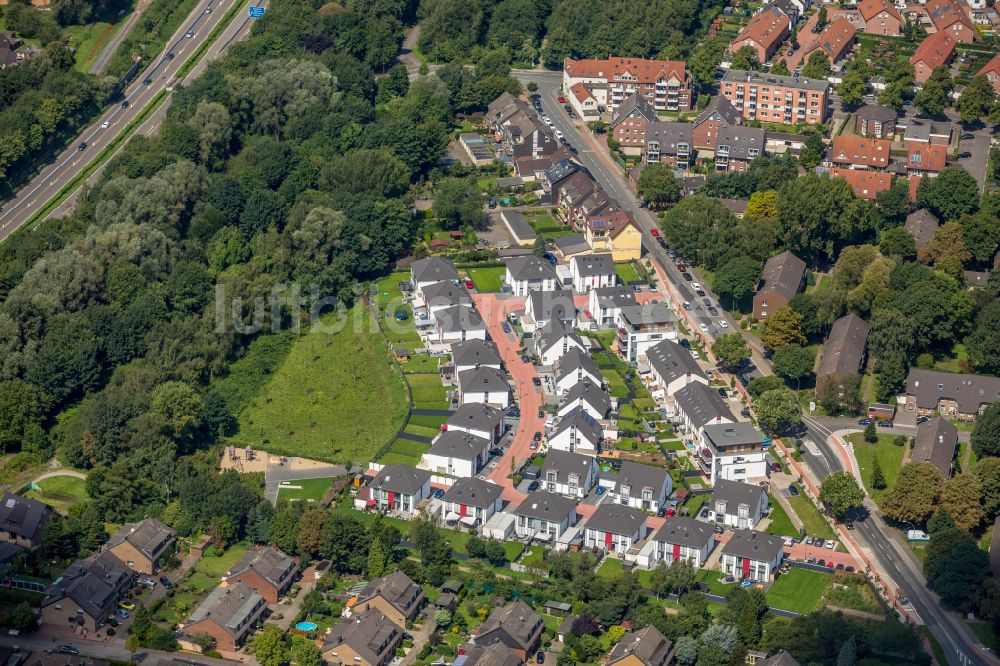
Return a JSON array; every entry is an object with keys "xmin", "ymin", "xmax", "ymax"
[
  {"xmin": 206, "ymin": 4, "xmax": 212, "ymax": 11},
  {"xmin": 143, "ymin": 77, "xmax": 152, "ymax": 85},
  {"xmin": 58, "ymin": 647, "xmax": 79, "ymax": 656},
  {"xmin": 698, "ymin": 323, "xmax": 708, "ymax": 332},
  {"xmin": 121, "ymin": 100, "xmax": 129, "ymax": 108},
  {"xmin": 961, "ymin": 133, "xmax": 974, "ymax": 140},
  {"xmin": 958, "ymin": 151, "xmax": 971, "ymax": 159},
  {"xmin": 78, "ymin": 142, "xmax": 87, "ymax": 151},
  {"xmin": 166, "ymin": 52, "xmax": 175, "ymax": 60},
  {"xmin": 101, "ymin": 121, "xmax": 109, "ymax": 129},
  {"xmin": 682, "ymin": 273, "xmax": 692, "ymax": 281},
  {"xmin": 502, "ymin": 322, "xmax": 511, "ymax": 333},
  {"xmin": 845, "ymin": 519, "xmax": 854, "ymax": 530},
  {"xmin": 857, "ymin": 418, "xmax": 872, "ymax": 426},
  {"xmin": 878, "ymin": 420, "xmax": 894, "ymax": 428},
  {"xmin": 186, "ymin": 30, "xmax": 194, "ymax": 37},
  {"xmin": 558, "ymin": 96, "xmax": 566, "ymax": 103}
]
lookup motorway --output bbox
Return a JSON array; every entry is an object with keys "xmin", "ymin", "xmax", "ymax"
[
  {"xmin": 513, "ymin": 68, "xmax": 992, "ymax": 666},
  {"xmin": 0, "ymin": 0, "xmax": 265, "ymax": 242}
]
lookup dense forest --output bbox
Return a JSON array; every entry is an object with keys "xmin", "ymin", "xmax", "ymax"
[
  {"xmin": 415, "ymin": 0, "xmax": 727, "ymax": 68},
  {"xmin": 0, "ymin": 0, "xmax": 475, "ymax": 542}
]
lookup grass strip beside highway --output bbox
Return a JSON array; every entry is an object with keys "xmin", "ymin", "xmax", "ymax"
[{"xmin": 176, "ymin": 0, "xmax": 249, "ymax": 79}]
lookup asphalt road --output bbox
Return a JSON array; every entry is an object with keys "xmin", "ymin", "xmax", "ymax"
[
  {"xmin": 0, "ymin": 0, "xmax": 264, "ymax": 241},
  {"xmin": 803, "ymin": 416, "xmax": 992, "ymax": 666},
  {"xmin": 514, "ymin": 70, "xmax": 736, "ymax": 345},
  {"xmin": 0, "ymin": 633, "xmax": 235, "ymax": 666}
]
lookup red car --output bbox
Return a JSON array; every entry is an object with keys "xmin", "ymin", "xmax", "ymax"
[
  {"xmin": 770, "ymin": 462, "xmax": 781, "ymax": 473},
  {"xmin": 677, "ymin": 264, "xmax": 687, "ymax": 272},
  {"xmin": 650, "ymin": 228, "xmax": 659, "ymax": 236},
  {"xmin": 558, "ymin": 96, "xmax": 566, "ymax": 103},
  {"xmin": 464, "ymin": 278, "xmax": 474, "ymax": 289}
]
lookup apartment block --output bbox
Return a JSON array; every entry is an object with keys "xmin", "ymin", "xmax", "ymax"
[{"xmin": 720, "ymin": 70, "xmax": 830, "ymax": 125}]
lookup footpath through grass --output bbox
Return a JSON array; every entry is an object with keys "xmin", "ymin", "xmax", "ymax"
[{"xmin": 232, "ymin": 304, "xmax": 408, "ymax": 464}]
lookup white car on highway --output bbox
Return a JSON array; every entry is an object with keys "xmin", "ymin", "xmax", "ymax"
[
  {"xmin": 691, "ymin": 282, "xmax": 702, "ymax": 291},
  {"xmin": 101, "ymin": 121, "xmax": 109, "ymax": 129}
]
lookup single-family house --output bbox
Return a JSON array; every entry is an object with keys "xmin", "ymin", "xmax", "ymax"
[
  {"xmin": 801, "ymin": 18, "xmax": 857, "ymax": 65},
  {"xmin": 911, "ymin": 417, "xmax": 959, "ymax": 476},
  {"xmin": 616, "ymin": 303, "xmax": 678, "ymax": 364},
  {"xmin": 369, "ymin": 464, "xmax": 432, "ymax": 517},
  {"xmin": 454, "ymin": 644, "xmax": 523, "ymax": 666},
  {"xmin": 906, "ymin": 143, "xmax": 948, "ymax": 178},
  {"xmin": 458, "ymin": 366, "xmax": 511, "ymax": 408},
  {"xmin": 534, "ymin": 318, "xmax": 587, "ymax": 366},
  {"xmin": 700, "ymin": 423, "xmax": 768, "ymax": 484},
  {"xmin": 903, "ymin": 368, "xmax": 1000, "ymax": 420},
  {"xmin": 558, "ymin": 379, "xmax": 611, "ymax": 421},
  {"xmin": 610, "ymin": 461, "xmax": 672, "ymax": 512},
  {"xmin": 526, "ymin": 289, "xmax": 576, "ymax": 331},
  {"xmin": 0, "ymin": 493, "xmax": 51, "ymax": 550},
  {"xmin": 220, "ymin": 547, "xmax": 296, "ymax": 604},
  {"xmin": 505, "ymin": 256, "xmax": 559, "ymax": 296},
  {"xmin": 433, "ymin": 305, "xmax": 487, "ymax": 344},
  {"xmin": 925, "ymin": 0, "xmax": 977, "ymax": 42},
  {"xmin": 753, "ymin": 251, "xmax": 806, "ymax": 320},
  {"xmin": 322, "ymin": 610, "xmax": 402, "ymax": 666},
  {"xmin": 40, "ymin": 551, "xmax": 132, "ymax": 633},
  {"xmin": 674, "ymin": 381, "xmax": 736, "ymax": 439},
  {"xmin": 709, "ymin": 479, "xmax": 769, "ymax": 529},
  {"xmin": 554, "ymin": 347, "xmax": 603, "ymax": 396},
  {"xmin": 452, "ymin": 339, "xmax": 503, "ymax": 374},
  {"xmin": 510, "ymin": 492, "xmax": 578, "ymax": 542},
  {"xmin": 548, "ymin": 407, "xmax": 603, "ymax": 455},
  {"xmin": 588, "ymin": 286, "xmax": 637, "ymax": 326},
  {"xmin": 692, "ymin": 96, "xmax": 741, "ymax": 151},
  {"xmin": 978, "ymin": 53, "xmax": 1000, "ymax": 93},
  {"xmin": 540, "ymin": 450, "xmax": 597, "ymax": 498},
  {"xmin": 730, "ymin": 5, "xmax": 792, "ymax": 63},
  {"xmin": 816, "ymin": 314, "xmax": 869, "ymax": 398},
  {"xmin": 474, "ymin": 600, "xmax": 544, "ymax": 661},
  {"xmin": 606, "ymin": 625, "xmax": 674, "ymax": 666},
  {"xmin": 420, "ymin": 430, "xmax": 491, "ymax": 477},
  {"xmin": 446, "ymin": 402, "xmax": 505, "ymax": 445},
  {"xmin": 650, "ymin": 517, "xmax": 716, "ymax": 568},
  {"xmin": 721, "ymin": 530, "xmax": 784, "ymax": 582},
  {"xmin": 104, "ymin": 518, "xmax": 175, "ymax": 575},
  {"xmin": 410, "ymin": 257, "xmax": 459, "ymax": 296},
  {"xmin": 422, "ymin": 280, "xmax": 473, "ymax": 315},
  {"xmin": 440, "ymin": 478, "xmax": 504, "ymax": 528},
  {"xmin": 910, "ymin": 31, "xmax": 957, "ymax": 83},
  {"xmin": 823, "ymin": 168, "xmax": 893, "ymax": 200},
  {"xmin": 858, "ymin": 0, "xmax": 903, "ymax": 34},
  {"xmin": 584, "ymin": 504, "xmax": 647, "ymax": 555},
  {"xmin": 351, "ymin": 569, "xmax": 425, "ymax": 629},
  {"xmin": 583, "ymin": 209, "xmax": 643, "ymax": 261},
  {"xmin": 185, "ymin": 582, "xmax": 268, "ymax": 651},
  {"xmin": 646, "ymin": 339, "xmax": 708, "ymax": 398},
  {"xmin": 571, "ymin": 254, "xmax": 617, "ymax": 293}
]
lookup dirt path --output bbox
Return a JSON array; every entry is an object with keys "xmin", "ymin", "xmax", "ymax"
[
  {"xmin": 32, "ymin": 469, "xmax": 87, "ymax": 483},
  {"xmin": 398, "ymin": 24, "xmax": 421, "ymax": 77},
  {"xmin": 88, "ymin": 0, "xmax": 153, "ymax": 75}
]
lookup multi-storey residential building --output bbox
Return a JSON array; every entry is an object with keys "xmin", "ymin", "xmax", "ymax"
[
  {"xmin": 858, "ymin": 0, "xmax": 903, "ymax": 34},
  {"xmin": 800, "ymin": 18, "xmax": 857, "ymax": 65},
  {"xmin": 906, "ymin": 143, "xmax": 948, "ymax": 178},
  {"xmin": 609, "ymin": 93, "xmax": 660, "ymax": 153},
  {"xmin": 714, "ymin": 126, "xmax": 766, "ymax": 173},
  {"xmin": 699, "ymin": 423, "xmax": 768, "ymax": 483},
  {"xmin": 540, "ymin": 450, "xmax": 597, "ymax": 498},
  {"xmin": 440, "ymin": 478, "xmax": 504, "ymax": 528},
  {"xmin": 910, "ymin": 30, "xmax": 957, "ymax": 82},
  {"xmin": 649, "ymin": 517, "xmax": 716, "ymax": 568},
  {"xmin": 753, "ymin": 251, "xmax": 806, "ymax": 320},
  {"xmin": 721, "ymin": 530, "xmax": 785, "ymax": 582},
  {"xmin": 925, "ymin": 0, "xmax": 977, "ymax": 42},
  {"xmin": 729, "ymin": 5, "xmax": 792, "ymax": 63},
  {"xmin": 510, "ymin": 492, "xmax": 578, "ymax": 541},
  {"xmin": 821, "ymin": 168, "xmax": 893, "ymax": 199},
  {"xmin": 615, "ymin": 303, "xmax": 677, "ymax": 363},
  {"xmin": 830, "ymin": 135, "xmax": 891, "ymax": 170},
  {"xmin": 583, "ymin": 504, "xmax": 647, "ymax": 555},
  {"xmin": 720, "ymin": 70, "xmax": 830, "ymax": 125},
  {"xmin": 563, "ymin": 57, "xmax": 695, "ymax": 114},
  {"xmin": 692, "ymin": 96, "xmax": 741, "ymax": 150},
  {"xmin": 644, "ymin": 122, "xmax": 693, "ymax": 168},
  {"xmin": 610, "ymin": 461, "xmax": 672, "ymax": 512},
  {"xmin": 816, "ymin": 313, "xmax": 870, "ymax": 398},
  {"xmin": 855, "ymin": 104, "xmax": 897, "ymax": 138},
  {"xmin": 674, "ymin": 382, "xmax": 736, "ymax": 440}
]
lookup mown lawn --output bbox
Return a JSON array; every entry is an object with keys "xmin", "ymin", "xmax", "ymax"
[
  {"xmin": 378, "ymin": 439, "xmax": 430, "ymax": 467},
  {"xmin": 232, "ymin": 304, "xmax": 408, "ymax": 464},
  {"xmin": 401, "ymin": 354, "xmax": 440, "ymax": 373},
  {"xmin": 25, "ymin": 475, "xmax": 89, "ymax": 514},
  {"xmin": 786, "ymin": 493, "xmax": 836, "ymax": 540},
  {"xmin": 695, "ymin": 568, "xmax": 735, "ymax": 596},
  {"xmin": 847, "ymin": 433, "xmax": 904, "ymax": 502},
  {"xmin": 194, "ymin": 544, "xmax": 249, "ymax": 578},
  {"xmin": 277, "ymin": 477, "xmax": 334, "ymax": 502},
  {"xmin": 408, "ymin": 414, "xmax": 449, "ymax": 429},
  {"xmin": 467, "ymin": 266, "xmax": 506, "ymax": 292},
  {"xmin": 615, "ymin": 262, "xmax": 642, "ymax": 285},
  {"xmin": 766, "ymin": 568, "xmax": 828, "ymax": 613},
  {"xmin": 766, "ymin": 496, "xmax": 798, "ymax": 537},
  {"xmin": 603, "ymin": 369, "xmax": 629, "ymax": 398}
]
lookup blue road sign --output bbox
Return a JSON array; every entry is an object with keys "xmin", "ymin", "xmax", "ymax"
[{"xmin": 249, "ymin": 5, "xmax": 266, "ymax": 18}]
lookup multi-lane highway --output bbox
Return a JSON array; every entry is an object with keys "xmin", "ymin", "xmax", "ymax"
[
  {"xmin": 513, "ymin": 68, "xmax": 992, "ymax": 666},
  {"xmin": 0, "ymin": 0, "xmax": 265, "ymax": 242}
]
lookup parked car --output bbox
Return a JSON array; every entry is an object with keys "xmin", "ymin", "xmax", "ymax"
[
  {"xmin": 542, "ymin": 116, "xmax": 553, "ymax": 126},
  {"xmin": 845, "ymin": 519, "xmax": 854, "ymax": 530},
  {"xmin": 916, "ymin": 415, "xmax": 930, "ymax": 424},
  {"xmin": 532, "ymin": 377, "xmax": 542, "ymax": 386},
  {"xmin": 682, "ymin": 301, "xmax": 692, "ymax": 310},
  {"xmin": 845, "ymin": 565, "xmax": 855, "ymax": 573},
  {"xmin": 528, "ymin": 480, "xmax": 539, "ymax": 490},
  {"xmin": 877, "ymin": 421, "xmax": 894, "ymax": 428},
  {"xmin": 788, "ymin": 484, "xmax": 799, "ymax": 496},
  {"xmin": 682, "ymin": 273, "xmax": 693, "ymax": 281},
  {"xmin": 958, "ymin": 151, "xmax": 972, "ymax": 159},
  {"xmin": 159, "ymin": 576, "xmax": 173, "ymax": 589},
  {"xmin": 464, "ymin": 278, "xmax": 474, "ymax": 289},
  {"xmin": 502, "ymin": 322, "xmax": 511, "ymax": 333},
  {"xmin": 139, "ymin": 578, "xmax": 156, "ymax": 588},
  {"xmin": 679, "ymin": 339, "xmax": 691, "ymax": 349},
  {"xmin": 595, "ymin": 486, "xmax": 605, "ymax": 495},
  {"xmin": 961, "ymin": 133, "xmax": 974, "ymax": 140},
  {"xmin": 698, "ymin": 323, "xmax": 709, "ymax": 332},
  {"xmin": 690, "ymin": 350, "xmax": 700, "ymax": 359},
  {"xmin": 537, "ymin": 652, "xmax": 545, "ymax": 664},
  {"xmin": 714, "ymin": 525, "xmax": 724, "ymax": 534},
  {"xmin": 718, "ymin": 388, "xmax": 727, "ymax": 398},
  {"xmin": 529, "ymin": 441, "xmax": 538, "ymax": 451},
  {"xmin": 554, "ymin": 129, "xmax": 564, "ymax": 140},
  {"xmin": 58, "ymin": 647, "xmax": 79, "ymax": 656},
  {"xmin": 433, "ymin": 488, "xmax": 445, "ymax": 499},
  {"xmin": 856, "ymin": 418, "xmax": 872, "ymax": 426},
  {"xmin": 650, "ymin": 228, "xmax": 660, "ymax": 236},
  {"xmin": 817, "ymin": 559, "xmax": 826, "ymax": 567},
  {"xmin": 771, "ymin": 462, "xmax": 781, "ymax": 473},
  {"xmin": 557, "ymin": 96, "xmax": 566, "ymax": 104},
  {"xmin": 119, "ymin": 601, "xmax": 136, "ymax": 610},
  {"xmin": 677, "ymin": 264, "xmax": 687, "ymax": 272},
  {"xmin": 533, "ymin": 431, "xmax": 542, "ymax": 441},
  {"xmin": 116, "ymin": 609, "xmax": 130, "ymax": 620},
  {"xmin": 824, "ymin": 540, "xmax": 836, "ymax": 549},
  {"xmin": 708, "ymin": 306, "xmax": 719, "ymax": 316},
  {"xmin": 691, "ymin": 282, "xmax": 702, "ymax": 291},
  {"xmin": 718, "ymin": 320, "xmax": 728, "ymax": 328}
]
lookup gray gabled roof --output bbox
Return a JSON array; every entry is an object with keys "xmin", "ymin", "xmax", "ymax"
[
  {"xmin": 651, "ymin": 516, "xmax": 714, "ymax": 549},
  {"xmin": 694, "ymin": 95, "xmax": 740, "ymax": 128},
  {"xmin": 188, "ymin": 582, "xmax": 265, "ymax": 636},
  {"xmin": 427, "ymin": 430, "xmax": 490, "ymax": 461},
  {"xmin": 717, "ymin": 125, "xmax": 766, "ymax": 160},
  {"xmin": 905, "ymin": 209, "xmax": 939, "ymax": 250},
  {"xmin": 607, "ymin": 625, "xmax": 673, "ymax": 666},
  {"xmin": 452, "ymin": 339, "xmax": 502, "ymax": 367},
  {"xmin": 411, "ymin": 256, "xmax": 459, "ymax": 284},
  {"xmin": 505, "ymin": 255, "xmax": 559, "ymax": 282},
  {"xmin": 528, "ymin": 289, "xmax": 576, "ymax": 322},
  {"xmin": 226, "ymin": 547, "xmax": 296, "ymax": 590},
  {"xmin": 905, "ymin": 368, "xmax": 1000, "ymax": 413},
  {"xmin": 760, "ymin": 651, "xmax": 801, "ymax": 666},
  {"xmin": 911, "ymin": 417, "xmax": 958, "ymax": 476},
  {"xmin": 645, "ymin": 122, "xmax": 693, "ymax": 155},
  {"xmin": 817, "ymin": 314, "xmax": 869, "ymax": 379},
  {"xmin": 459, "ymin": 643, "xmax": 524, "ymax": 666},
  {"xmin": 614, "ymin": 460, "xmax": 670, "ymax": 497},
  {"xmin": 560, "ymin": 378, "xmax": 611, "ymax": 417},
  {"xmin": 757, "ymin": 251, "xmax": 806, "ymax": 302},
  {"xmin": 423, "ymin": 280, "xmax": 472, "ymax": 308},
  {"xmin": 42, "ymin": 551, "xmax": 131, "ymax": 621},
  {"xmin": 323, "ymin": 609, "xmax": 401, "ymax": 665},
  {"xmin": 618, "ymin": 303, "xmax": 677, "ymax": 327},
  {"xmin": 477, "ymin": 599, "xmax": 543, "ymax": 651},
  {"xmin": 712, "ymin": 479, "xmax": 767, "ymax": 516},
  {"xmin": 856, "ymin": 104, "xmax": 897, "ymax": 124},
  {"xmin": 553, "ymin": 233, "xmax": 592, "ymax": 256},
  {"xmin": 555, "ymin": 348, "xmax": 601, "ymax": 384},
  {"xmin": 592, "ymin": 285, "xmax": 637, "ymax": 308},
  {"xmin": 459, "ymin": 366, "xmax": 510, "ymax": 394},
  {"xmin": 647, "ymin": 339, "xmax": 706, "ymax": 386},
  {"xmin": 356, "ymin": 569, "xmax": 424, "ymax": 615},
  {"xmin": 511, "ymin": 492, "xmax": 577, "ymax": 521},
  {"xmin": 572, "ymin": 253, "xmax": 616, "ymax": 278},
  {"xmin": 447, "ymin": 402, "xmax": 504, "ymax": 432},
  {"xmin": 435, "ymin": 306, "xmax": 486, "ymax": 333},
  {"xmin": 721, "ymin": 529, "xmax": 784, "ymax": 562},
  {"xmin": 551, "ymin": 407, "xmax": 602, "ymax": 445},
  {"xmin": 536, "ymin": 318, "xmax": 586, "ymax": 356},
  {"xmin": 0, "ymin": 493, "xmax": 50, "ymax": 542},
  {"xmin": 674, "ymin": 382, "xmax": 735, "ymax": 429},
  {"xmin": 540, "ymin": 450, "xmax": 595, "ymax": 486},
  {"xmin": 585, "ymin": 503, "xmax": 646, "ymax": 536},
  {"xmin": 371, "ymin": 464, "xmax": 432, "ymax": 495},
  {"xmin": 441, "ymin": 477, "xmax": 503, "ymax": 508},
  {"xmin": 610, "ymin": 92, "xmax": 658, "ymax": 128},
  {"xmin": 106, "ymin": 518, "xmax": 175, "ymax": 561}
]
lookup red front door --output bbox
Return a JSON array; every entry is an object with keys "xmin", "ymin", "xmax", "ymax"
[
  {"xmin": 459, "ymin": 504, "xmax": 467, "ymax": 518},
  {"xmin": 672, "ymin": 544, "xmax": 681, "ymax": 561},
  {"xmin": 387, "ymin": 491, "xmax": 395, "ymax": 508},
  {"xmin": 741, "ymin": 558, "xmax": 751, "ymax": 579},
  {"xmin": 605, "ymin": 532, "xmax": 613, "ymax": 550}
]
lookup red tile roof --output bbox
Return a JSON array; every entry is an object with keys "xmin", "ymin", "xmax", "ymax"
[
  {"xmin": 826, "ymin": 168, "xmax": 893, "ymax": 199},
  {"xmin": 907, "ymin": 144, "xmax": 947, "ymax": 173},
  {"xmin": 830, "ymin": 135, "xmax": 891, "ymax": 168},
  {"xmin": 978, "ymin": 53, "xmax": 1000, "ymax": 92},
  {"xmin": 564, "ymin": 57, "xmax": 687, "ymax": 85},
  {"xmin": 925, "ymin": 0, "xmax": 975, "ymax": 32},
  {"xmin": 858, "ymin": 0, "xmax": 902, "ymax": 23},
  {"xmin": 732, "ymin": 6, "xmax": 791, "ymax": 53},
  {"xmin": 909, "ymin": 30, "xmax": 957, "ymax": 70},
  {"xmin": 570, "ymin": 82, "xmax": 595, "ymax": 104},
  {"xmin": 810, "ymin": 18, "xmax": 857, "ymax": 62}
]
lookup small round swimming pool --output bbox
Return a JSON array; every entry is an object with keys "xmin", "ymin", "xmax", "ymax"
[{"xmin": 296, "ymin": 622, "xmax": 318, "ymax": 632}]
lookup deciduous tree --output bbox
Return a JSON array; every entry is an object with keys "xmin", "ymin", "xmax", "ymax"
[
  {"xmin": 754, "ymin": 387, "xmax": 802, "ymax": 434},
  {"xmin": 712, "ymin": 333, "xmax": 750, "ymax": 369},
  {"xmin": 637, "ymin": 164, "xmax": 682, "ymax": 208},
  {"xmin": 820, "ymin": 471, "xmax": 865, "ymax": 518},
  {"xmin": 771, "ymin": 344, "xmax": 815, "ymax": 389},
  {"xmin": 882, "ymin": 462, "xmax": 943, "ymax": 524},
  {"xmin": 760, "ymin": 307, "xmax": 807, "ymax": 351},
  {"xmin": 972, "ymin": 403, "xmax": 1000, "ymax": 459},
  {"xmin": 940, "ymin": 474, "xmax": 983, "ymax": 531}
]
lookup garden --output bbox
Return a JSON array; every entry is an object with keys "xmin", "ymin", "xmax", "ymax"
[
  {"xmin": 466, "ymin": 266, "xmax": 506, "ymax": 292},
  {"xmin": 152, "ymin": 544, "xmax": 250, "ymax": 626},
  {"xmin": 24, "ymin": 475, "xmax": 89, "ymax": 514},
  {"xmin": 276, "ymin": 477, "xmax": 335, "ymax": 503}
]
